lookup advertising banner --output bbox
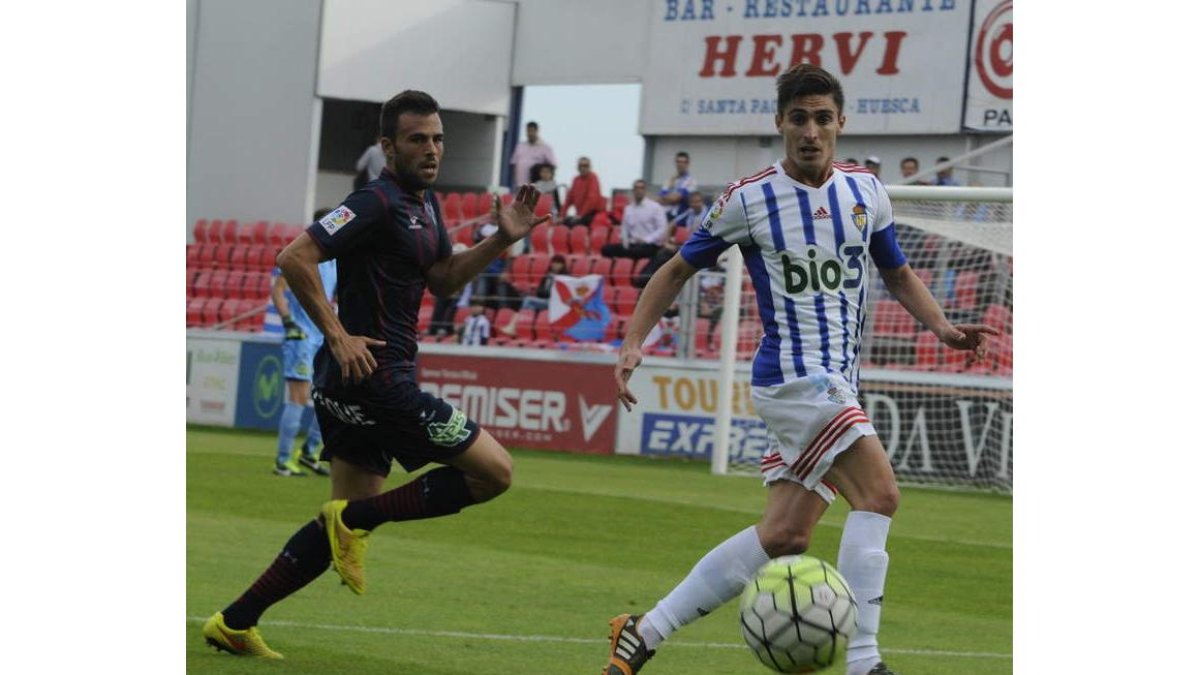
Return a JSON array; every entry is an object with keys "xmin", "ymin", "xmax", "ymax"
[
  {"xmin": 617, "ymin": 364, "xmax": 1012, "ymax": 490},
  {"xmin": 641, "ymin": 0, "xmax": 973, "ymax": 135},
  {"xmin": 234, "ymin": 339, "xmax": 287, "ymax": 431},
  {"xmin": 418, "ymin": 353, "xmax": 617, "ymax": 454},
  {"xmin": 186, "ymin": 337, "xmax": 241, "ymax": 427},
  {"xmin": 962, "ymin": 0, "xmax": 1012, "ymax": 132}
]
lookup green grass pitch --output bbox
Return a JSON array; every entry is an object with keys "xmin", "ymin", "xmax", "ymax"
[{"xmin": 187, "ymin": 426, "xmax": 1011, "ymax": 674}]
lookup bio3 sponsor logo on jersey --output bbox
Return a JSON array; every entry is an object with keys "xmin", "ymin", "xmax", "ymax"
[{"xmin": 781, "ymin": 243, "xmax": 866, "ymax": 295}]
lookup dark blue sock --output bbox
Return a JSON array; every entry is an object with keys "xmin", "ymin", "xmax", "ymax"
[{"xmin": 222, "ymin": 519, "xmax": 330, "ymax": 629}]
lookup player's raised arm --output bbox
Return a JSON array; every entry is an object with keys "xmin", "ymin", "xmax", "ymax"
[
  {"xmin": 615, "ymin": 253, "xmax": 698, "ymax": 411},
  {"xmin": 423, "ymin": 184, "xmax": 548, "ymax": 297}
]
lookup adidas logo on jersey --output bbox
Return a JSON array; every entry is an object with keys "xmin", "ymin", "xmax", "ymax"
[{"xmin": 813, "ymin": 206, "xmax": 831, "ymax": 220}]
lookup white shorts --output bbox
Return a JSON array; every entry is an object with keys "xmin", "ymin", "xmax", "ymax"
[{"xmin": 754, "ymin": 373, "xmax": 876, "ymax": 504}]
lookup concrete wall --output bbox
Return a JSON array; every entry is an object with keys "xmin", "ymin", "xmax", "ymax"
[{"xmin": 186, "ymin": 0, "xmax": 322, "ymax": 238}]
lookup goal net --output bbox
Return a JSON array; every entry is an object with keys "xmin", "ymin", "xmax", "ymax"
[{"xmin": 707, "ymin": 186, "xmax": 1013, "ymax": 493}]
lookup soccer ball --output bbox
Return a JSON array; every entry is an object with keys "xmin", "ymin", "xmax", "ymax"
[{"xmin": 738, "ymin": 555, "xmax": 858, "ymax": 673}]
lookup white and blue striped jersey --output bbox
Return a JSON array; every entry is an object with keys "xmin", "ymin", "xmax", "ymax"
[
  {"xmin": 263, "ymin": 260, "xmax": 338, "ymax": 343},
  {"xmin": 679, "ymin": 161, "xmax": 906, "ymax": 391}
]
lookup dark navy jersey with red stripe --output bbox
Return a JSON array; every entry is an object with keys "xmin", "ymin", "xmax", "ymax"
[{"xmin": 306, "ymin": 168, "xmax": 450, "ymax": 401}]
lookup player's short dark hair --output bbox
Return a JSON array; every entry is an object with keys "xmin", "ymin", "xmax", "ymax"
[
  {"xmin": 633, "ymin": 179, "xmax": 647, "ymax": 188},
  {"xmin": 379, "ymin": 90, "xmax": 440, "ymax": 141},
  {"xmin": 901, "ymin": 157, "xmax": 919, "ymax": 166},
  {"xmin": 776, "ymin": 63, "xmax": 844, "ymax": 114},
  {"xmin": 526, "ymin": 121, "xmax": 539, "ymax": 129},
  {"xmin": 676, "ymin": 151, "xmax": 690, "ymax": 161},
  {"xmin": 936, "ymin": 156, "xmax": 950, "ymax": 164},
  {"xmin": 550, "ymin": 254, "xmax": 567, "ymax": 266}
]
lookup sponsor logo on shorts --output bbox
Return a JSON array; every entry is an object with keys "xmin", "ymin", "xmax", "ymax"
[
  {"xmin": 313, "ymin": 389, "xmax": 376, "ymax": 426},
  {"xmin": 826, "ymin": 386, "xmax": 847, "ymax": 404},
  {"xmin": 320, "ymin": 206, "xmax": 356, "ymax": 235},
  {"xmin": 426, "ymin": 407, "xmax": 472, "ymax": 447}
]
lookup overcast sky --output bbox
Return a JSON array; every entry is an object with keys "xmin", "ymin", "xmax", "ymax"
[{"xmin": 519, "ymin": 84, "xmax": 644, "ymax": 195}]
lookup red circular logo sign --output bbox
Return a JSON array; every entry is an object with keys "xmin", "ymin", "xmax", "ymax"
[{"xmin": 975, "ymin": 0, "xmax": 1013, "ymax": 99}]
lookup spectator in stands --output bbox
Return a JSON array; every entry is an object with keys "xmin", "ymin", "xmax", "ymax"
[
  {"xmin": 864, "ymin": 155, "xmax": 882, "ymax": 179},
  {"xmin": 510, "ymin": 121, "xmax": 557, "ymax": 191},
  {"xmin": 498, "ymin": 254, "xmax": 566, "ymax": 336},
  {"xmin": 934, "ymin": 156, "xmax": 961, "ymax": 186},
  {"xmin": 601, "ymin": 179, "xmax": 668, "ymax": 260},
  {"xmin": 899, "ymin": 157, "xmax": 929, "ymax": 185},
  {"xmin": 354, "ymin": 138, "xmax": 386, "ymax": 189},
  {"xmin": 842, "ymin": 157, "xmax": 858, "ymax": 166},
  {"xmin": 270, "ymin": 208, "xmax": 338, "ymax": 477},
  {"xmin": 657, "ymin": 151, "xmax": 699, "ymax": 223},
  {"xmin": 459, "ymin": 300, "xmax": 491, "ymax": 346},
  {"xmin": 673, "ymin": 191, "xmax": 708, "ymax": 234},
  {"xmin": 531, "ymin": 162, "xmax": 561, "ymax": 217},
  {"xmin": 561, "ymin": 156, "xmax": 605, "ymax": 228}
]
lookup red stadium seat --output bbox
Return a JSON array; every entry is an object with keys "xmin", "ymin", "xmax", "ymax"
[
  {"xmin": 941, "ymin": 342, "xmax": 969, "ymax": 372},
  {"xmin": 693, "ymin": 318, "xmax": 713, "ymax": 356},
  {"xmin": 674, "ymin": 227, "xmax": 690, "ymax": 245},
  {"xmin": 610, "ymin": 258, "xmax": 634, "ymax": 288},
  {"xmin": 509, "ymin": 255, "xmax": 533, "ymax": 293},
  {"xmin": 592, "ymin": 211, "xmax": 611, "ymax": 227},
  {"xmin": 220, "ymin": 220, "xmax": 239, "ymax": 244},
  {"xmin": 192, "ymin": 270, "xmax": 214, "ymax": 298},
  {"xmin": 268, "ymin": 222, "xmax": 289, "ymax": 247},
  {"xmin": 548, "ymin": 226, "xmax": 568, "ymax": 254},
  {"xmin": 993, "ymin": 333, "xmax": 1013, "ymax": 376},
  {"xmin": 915, "ymin": 332, "xmax": 941, "ymax": 370},
  {"xmin": 186, "ymin": 244, "xmax": 202, "ymax": 268},
  {"xmin": 737, "ymin": 320, "xmax": 761, "ymax": 359},
  {"xmin": 441, "ymin": 193, "xmax": 463, "ymax": 226},
  {"xmin": 590, "ymin": 256, "xmax": 612, "ymax": 283},
  {"xmin": 211, "ymin": 244, "xmax": 235, "ymax": 269},
  {"xmin": 953, "ymin": 271, "xmax": 980, "ymax": 309},
  {"xmin": 534, "ymin": 194, "xmax": 553, "ymax": 218},
  {"xmin": 527, "ymin": 253, "xmax": 550, "ymax": 287},
  {"xmin": 193, "ymin": 219, "xmax": 210, "ymax": 243},
  {"xmin": 568, "ymin": 227, "xmax": 590, "ymax": 255},
  {"xmin": 243, "ymin": 272, "xmax": 272, "ymax": 301},
  {"xmin": 632, "ymin": 258, "xmax": 650, "ymax": 280},
  {"xmin": 187, "ymin": 297, "xmax": 205, "ymax": 327},
  {"xmin": 251, "ymin": 220, "xmax": 270, "ymax": 245},
  {"xmin": 200, "ymin": 298, "xmax": 224, "ymax": 326},
  {"xmin": 872, "ymin": 300, "xmax": 917, "ymax": 338},
  {"xmin": 613, "ymin": 286, "xmax": 638, "ymax": 318},
  {"xmin": 228, "ymin": 246, "xmax": 253, "ymax": 270},
  {"xmin": 533, "ymin": 311, "xmax": 558, "ymax": 344},
  {"xmin": 225, "ymin": 270, "xmax": 248, "ymax": 300},
  {"xmin": 568, "ymin": 255, "xmax": 591, "ymax": 277},
  {"xmin": 209, "ymin": 269, "xmax": 231, "ymax": 299},
  {"xmin": 529, "ymin": 224, "xmax": 552, "ymax": 254},
  {"xmin": 588, "ymin": 226, "xmax": 610, "ymax": 254},
  {"xmin": 982, "ymin": 304, "xmax": 1012, "ymax": 334},
  {"xmin": 233, "ymin": 299, "xmax": 263, "ymax": 332}
]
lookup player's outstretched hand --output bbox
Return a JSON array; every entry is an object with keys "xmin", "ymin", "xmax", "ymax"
[
  {"xmin": 330, "ymin": 334, "xmax": 387, "ymax": 384},
  {"xmin": 937, "ymin": 323, "xmax": 1001, "ymax": 359},
  {"xmin": 615, "ymin": 344, "xmax": 644, "ymax": 412},
  {"xmin": 495, "ymin": 184, "xmax": 550, "ymax": 243}
]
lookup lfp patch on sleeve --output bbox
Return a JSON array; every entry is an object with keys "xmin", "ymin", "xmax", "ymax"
[{"xmin": 320, "ymin": 206, "xmax": 356, "ymax": 235}]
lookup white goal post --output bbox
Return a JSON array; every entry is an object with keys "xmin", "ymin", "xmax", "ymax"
[{"xmin": 711, "ymin": 185, "xmax": 1013, "ymax": 493}]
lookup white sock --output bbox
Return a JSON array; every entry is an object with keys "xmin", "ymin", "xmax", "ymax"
[
  {"xmin": 642, "ymin": 526, "xmax": 769, "ymax": 650},
  {"xmin": 838, "ymin": 511, "xmax": 892, "ymax": 675}
]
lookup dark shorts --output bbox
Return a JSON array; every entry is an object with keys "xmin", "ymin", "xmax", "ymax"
[{"xmin": 312, "ymin": 385, "xmax": 481, "ymax": 477}]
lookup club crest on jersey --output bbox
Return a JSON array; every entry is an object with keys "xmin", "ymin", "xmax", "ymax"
[
  {"xmin": 320, "ymin": 205, "xmax": 356, "ymax": 235},
  {"xmin": 408, "ymin": 215, "xmax": 422, "ymax": 229},
  {"xmin": 851, "ymin": 204, "xmax": 868, "ymax": 231}
]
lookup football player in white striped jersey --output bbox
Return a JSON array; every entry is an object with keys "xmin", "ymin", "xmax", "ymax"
[{"xmin": 603, "ymin": 64, "xmax": 998, "ymax": 675}]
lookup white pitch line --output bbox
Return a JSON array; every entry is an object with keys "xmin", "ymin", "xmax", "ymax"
[{"xmin": 187, "ymin": 616, "xmax": 1010, "ymax": 660}]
